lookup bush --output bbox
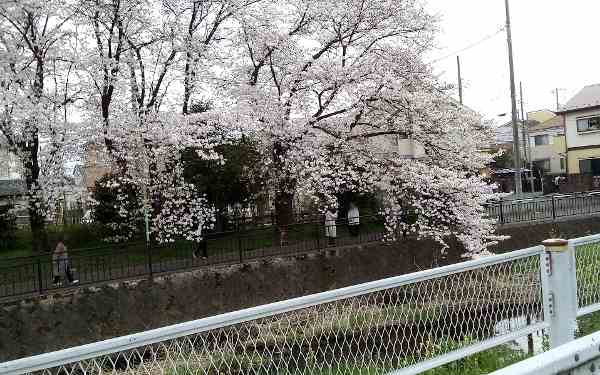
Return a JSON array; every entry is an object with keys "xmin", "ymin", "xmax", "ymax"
[
  {"xmin": 91, "ymin": 174, "xmax": 143, "ymax": 243},
  {"xmin": 0, "ymin": 204, "xmax": 17, "ymax": 250}
]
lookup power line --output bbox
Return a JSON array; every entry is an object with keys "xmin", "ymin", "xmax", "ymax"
[{"xmin": 431, "ymin": 26, "xmax": 506, "ymax": 63}]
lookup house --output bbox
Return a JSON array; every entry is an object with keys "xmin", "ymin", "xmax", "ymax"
[
  {"xmin": 0, "ymin": 142, "xmax": 21, "ymax": 180},
  {"xmin": 82, "ymin": 142, "xmax": 111, "ymax": 190},
  {"xmin": 494, "ymin": 109, "xmax": 555, "ymax": 147},
  {"xmin": 557, "ymin": 84, "xmax": 600, "ymax": 176},
  {"xmin": 527, "ymin": 115, "xmax": 567, "ymax": 175}
]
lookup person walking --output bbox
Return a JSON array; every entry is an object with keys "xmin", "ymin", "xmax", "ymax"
[
  {"xmin": 347, "ymin": 202, "xmax": 360, "ymax": 237},
  {"xmin": 52, "ymin": 236, "xmax": 78, "ymax": 286},
  {"xmin": 325, "ymin": 207, "xmax": 338, "ymax": 246},
  {"xmin": 193, "ymin": 236, "xmax": 209, "ymax": 260}
]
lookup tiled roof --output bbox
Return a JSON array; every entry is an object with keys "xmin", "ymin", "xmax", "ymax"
[
  {"xmin": 559, "ymin": 84, "xmax": 600, "ymax": 113},
  {"xmin": 529, "ymin": 115, "xmax": 564, "ymax": 132},
  {"xmin": 0, "ymin": 179, "xmax": 26, "ymax": 197}
]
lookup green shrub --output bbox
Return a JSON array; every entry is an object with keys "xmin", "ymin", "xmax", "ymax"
[
  {"xmin": 91, "ymin": 174, "xmax": 143, "ymax": 243},
  {"xmin": 0, "ymin": 204, "xmax": 17, "ymax": 250}
]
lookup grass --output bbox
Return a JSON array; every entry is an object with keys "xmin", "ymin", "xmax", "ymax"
[
  {"xmin": 421, "ymin": 345, "xmax": 529, "ymax": 374},
  {"xmin": 157, "ymin": 337, "xmax": 528, "ymax": 375}
]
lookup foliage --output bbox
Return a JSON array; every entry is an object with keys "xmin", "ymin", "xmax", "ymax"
[
  {"xmin": 0, "ymin": 204, "xmax": 17, "ymax": 250},
  {"xmin": 91, "ymin": 174, "xmax": 143, "ymax": 243},
  {"xmin": 181, "ymin": 138, "xmax": 265, "ymax": 210},
  {"xmin": 494, "ymin": 148, "xmax": 514, "ymax": 170}
]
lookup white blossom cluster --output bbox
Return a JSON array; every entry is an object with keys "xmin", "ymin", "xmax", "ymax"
[{"xmin": 151, "ymin": 164, "xmax": 216, "ymax": 243}]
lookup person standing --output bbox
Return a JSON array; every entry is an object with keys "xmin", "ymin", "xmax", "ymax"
[
  {"xmin": 325, "ymin": 207, "xmax": 338, "ymax": 246},
  {"xmin": 52, "ymin": 236, "xmax": 78, "ymax": 286},
  {"xmin": 347, "ymin": 202, "xmax": 360, "ymax": 237}
]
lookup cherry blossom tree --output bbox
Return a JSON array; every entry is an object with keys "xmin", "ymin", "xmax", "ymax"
[
  {"xmin": 209, "ymin": 0, "xmax": 500, "ymax": 252},
  {"xmin": 0, "ymin": 0, "xmax": 79, "ymax": 251}
]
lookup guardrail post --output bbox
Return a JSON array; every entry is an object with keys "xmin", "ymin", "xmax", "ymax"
[{"xmin": 541, "ymin": 238, "xmax": 578, "ymax": 348}]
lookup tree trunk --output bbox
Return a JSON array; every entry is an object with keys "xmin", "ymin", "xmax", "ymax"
[
  {"xmin": 28, "ymin": 202, "xmax": 49, "ymax": 253},
  {"xmin": 23, "ymin": 140, "xmax": 49, "ymax": 253},
  {"xmin": 26, "ymin": 59, "xmax": 49, "ymax": 252},
  {"xmin": 272, "ymin": 140, "xmax": 296, "ymax": 245},
  {"xmin": 275, "ymin": 191, "xmax": 294, "ymax": 246}
]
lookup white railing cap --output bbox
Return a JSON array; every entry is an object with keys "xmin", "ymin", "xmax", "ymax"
[{"xmin": 490, "ymin": 330, "xmax": 600, "ymax": 375}]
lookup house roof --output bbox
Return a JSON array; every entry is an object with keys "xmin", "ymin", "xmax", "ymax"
[
  {"xmin": 0, "ymin": 179, "xmax": 26, "ymax": 197},
  {"xmin": 529, "ymin": 115, "xmax": 564, "ymax": 132},
  {"xmin": 527, "ymin": 109, "xmax": 556, "ymax": 124},
  {"xmin": 558, "ymin": 84, "xmax": 600, "ymax": 114}
]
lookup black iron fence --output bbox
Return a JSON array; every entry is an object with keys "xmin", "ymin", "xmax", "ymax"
[
  {"xmin": 0, "ymin": 215, "xmax": 385, "ymax": 300},
  {"xmin": 486, "ymin": 191, "xmax": 600, "ymax": 225},
  {"xmin": 5, "ymin": 192, "xmax": 600, "ymax": 300}
]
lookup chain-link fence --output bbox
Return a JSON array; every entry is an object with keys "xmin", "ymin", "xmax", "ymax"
[
  {"xmin": 3, "ymin": 235, "xmax": 600, "ymax": 374},
  {"xmin": 573, "ymin": 235, "xmax": 600, "ymax": 317}
]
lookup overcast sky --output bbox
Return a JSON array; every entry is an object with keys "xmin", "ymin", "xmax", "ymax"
[{"xmin": 425, "ymin": 0, "xmax": 600, "ymax": 123}]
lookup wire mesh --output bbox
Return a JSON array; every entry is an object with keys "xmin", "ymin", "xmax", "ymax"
[
  {"xmin": 575, "ymin": 241, "xmax": 600, "ymax": 311},
  {"xmin": 19, "ymin": 253, "xmax": 543, "ymax": 375}
]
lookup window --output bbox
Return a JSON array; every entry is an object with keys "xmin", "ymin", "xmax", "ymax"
[
  {"xmin": 580, "ymin": 158, "xmax": 600, "ymax": 175},
  {"xmin": 533, "ymin": 159, "xmax": 551, "ymax": 172},
  {"xmin": 534, "ymin": 134, "xmax": 550, "ymax": 146},
  {"xmin": 577, "ymin": 116, "xmax": 600, "ymax": 133},
  {"xmin": 560, "ymin": 157, "xmax": 566, "ymax": 170}
]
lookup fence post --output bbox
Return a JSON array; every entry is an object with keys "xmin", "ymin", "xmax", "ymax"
[
  {"xmin": 540, "ymin": 238, "xmax": 578, "ymax": 348},
  {"xmin": 37, "ymin": 258, "xmax": 44, "ymax": 293},
  {"xmin": 146, "ymin": 242, "xmax": 153, "ymax": 280},
  {"xmin": 315, "ymin": 221, "xmax": 321, "ymax": 249},
  {"xmin": 499, "ymin": 201, "xmax": 504, "ymax": 224},
  {"xmin": 551, "ymin": 195, "xmax": 556, "ymax": 220},
  {"xmin": 238, "ymin": 230, "xmax": 243, "ymax": 263}
]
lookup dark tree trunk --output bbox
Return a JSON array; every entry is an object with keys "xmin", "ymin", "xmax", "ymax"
[
  {"xmin": 273, "ymin": 141, "xmax": 295, "ymax": 245},
  {"xmin": 275, "ymin": 190, "xmax": 294, "ymax": 246},
  {"xmin": 25, "ymin": 59, "xmax": 49, "ymax": 252},
  {"xmin": 23, "ymin": 138, "xmax": 49, "ymax": 253}
]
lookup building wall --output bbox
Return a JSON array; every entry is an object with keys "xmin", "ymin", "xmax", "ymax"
[
  {"xmin": 83, "ymin": 144, "xmax": 110, "ymax": 190},
  {"xmin": 567, "ymin": 148, "xmax": 600, "ymax": 174},
  {"xmin": 529, "ymin": 131, "xmax": 566, "ymax": 175},
  {"xmin": 0, "ymin": 145, "xmax": 21, "ymax": 179},
  {"xmin": 369, "ymin": 135, "xmax": 425, "ymax": 159},
  {"xmin": 565, "ymin": 108, "xmax": 600, "ymax": 148}
]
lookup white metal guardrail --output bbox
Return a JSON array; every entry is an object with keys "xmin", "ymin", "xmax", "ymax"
[
  {"xmin": 489, "ymin": 330, "xmax": 600, "ymax": 375},
  {"xmin": 0, "ymin": 234, "xmax": 600, "ymax": 374}
]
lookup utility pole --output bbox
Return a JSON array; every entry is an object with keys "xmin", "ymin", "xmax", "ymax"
[
  {"xmin": 552, "ymin": 88, "xmax": 566, "ymax": 111},
  {"xmin": 505, "ymin": 0, "xmax": 522, "ymax": 196},
  {"xmin": 457, "ymin": 56, "xmax": 463, "ymax": 105},
  {"xmin": 520, "ymin": 82, "xmax": 535, "ymax": 192}
]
